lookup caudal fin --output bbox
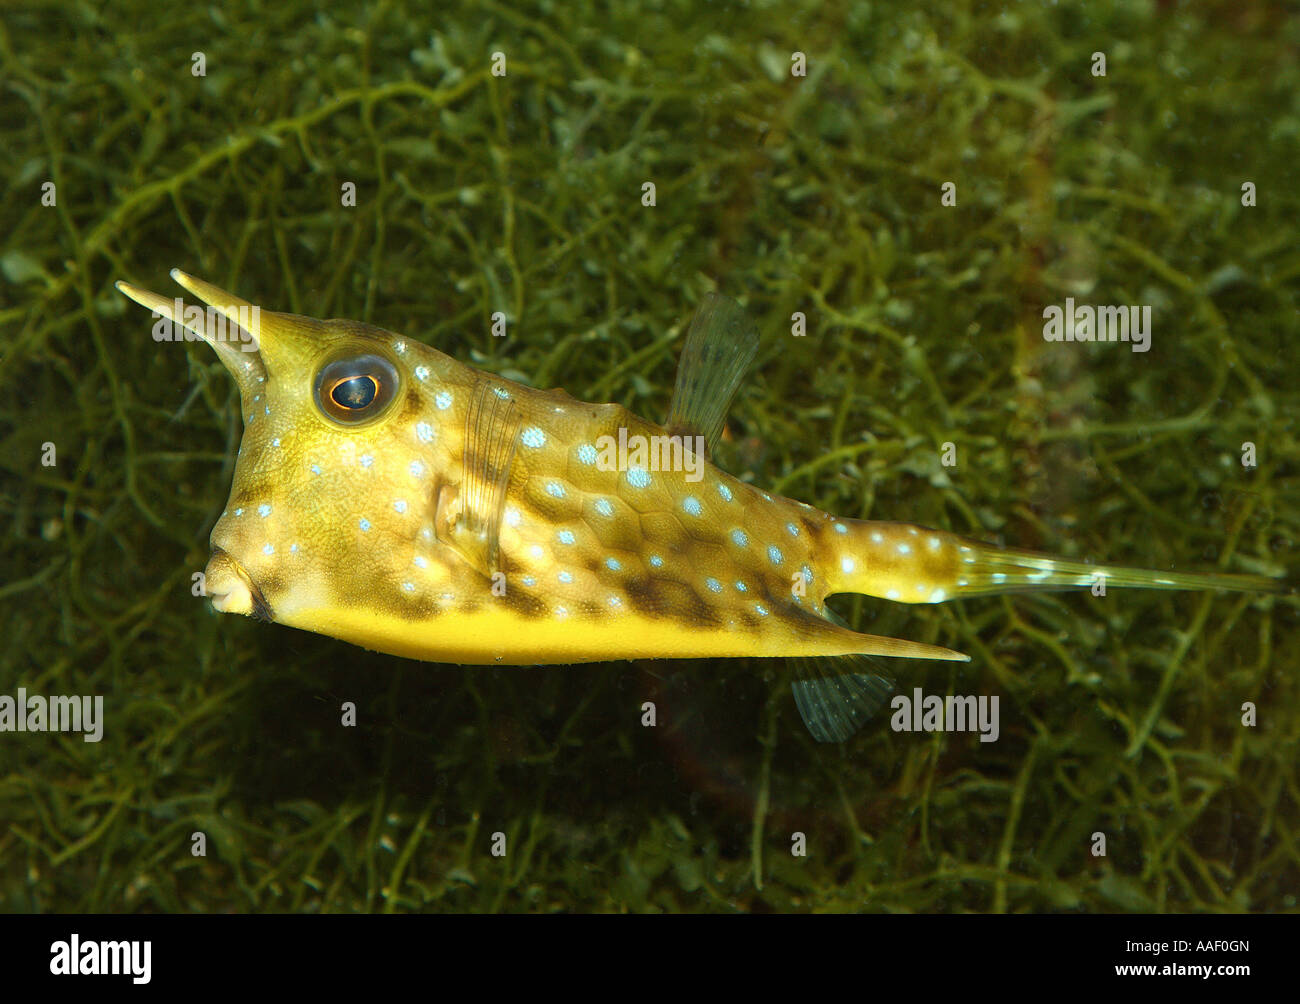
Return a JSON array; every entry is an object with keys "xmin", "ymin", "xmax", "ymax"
[{"xmin": 823, "ymin": 519, "xmax": 1285, "ymax": 604}]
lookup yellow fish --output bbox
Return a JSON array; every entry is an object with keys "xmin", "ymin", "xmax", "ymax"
[{"xmin": 116, "ymin": 270, "xmax": 1281, "ymax": 741}]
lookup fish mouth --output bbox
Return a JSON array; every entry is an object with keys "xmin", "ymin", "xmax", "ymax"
[{"xmin": 204, "ymin": 547, "xmax": 275, "ymax": 621}]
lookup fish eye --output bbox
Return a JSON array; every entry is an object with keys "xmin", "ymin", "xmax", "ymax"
[{"xmin": 314, "ymin": 352, "xmax": 400, "ymax": 425}]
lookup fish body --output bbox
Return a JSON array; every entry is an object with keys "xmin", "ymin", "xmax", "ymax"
[{"xmin": 116, "ymin": 271, "xmax": 1281, "ymax": 740}]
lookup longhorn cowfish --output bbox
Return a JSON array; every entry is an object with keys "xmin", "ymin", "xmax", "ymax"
[{"xmin": 116, "ymin": 271, "xmax": 1282, "ymax": 741}]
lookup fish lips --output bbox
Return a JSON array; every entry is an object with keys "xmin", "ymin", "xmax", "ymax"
[{"xmin": 203, "ymin": 547, "xmax": 275, "ymax": 621}]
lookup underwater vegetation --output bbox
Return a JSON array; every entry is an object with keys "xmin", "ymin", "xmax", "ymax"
[{"xmin": 1, "ymin": 0, "xmax": 1297, "ymax": 912}]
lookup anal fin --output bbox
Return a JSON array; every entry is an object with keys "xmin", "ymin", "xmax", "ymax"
[
  {"xmin": 788, "ymin": 607, "xmax": 963, "ymax": 742},
  {"xmin": 791, "ymin": 652, "xmax": 895, "ymax": 743},
  {"xmin": 665, "ymin": 292, "xmax": 759, "ymax": 457},
  {"xmin": 435, "ymin": 381, "xmax": 520, "ymax": 577}
]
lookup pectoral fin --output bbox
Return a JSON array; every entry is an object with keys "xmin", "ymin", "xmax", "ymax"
[{"xmin": 435, "ymin": 381, "xmax": 520, "ymax": 577}]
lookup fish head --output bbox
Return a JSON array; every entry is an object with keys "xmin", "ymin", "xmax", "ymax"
[{"xmin": 116, "ymin": 270, "xmax": 459, "ymax": 627}]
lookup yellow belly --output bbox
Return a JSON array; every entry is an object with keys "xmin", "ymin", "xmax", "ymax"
[{"xmin": 285, "ymin": 603, "xmax": 859, "ymax": 665}]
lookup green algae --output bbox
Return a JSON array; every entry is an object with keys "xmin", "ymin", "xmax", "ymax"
[{"xmin": 0, "ymin": 0, "xmax": 1297, "ymax": 913}]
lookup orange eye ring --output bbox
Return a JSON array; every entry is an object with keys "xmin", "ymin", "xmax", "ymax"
[{"xmin": 327, "ymin": 374, "xmax": 379, "ymax": 410}]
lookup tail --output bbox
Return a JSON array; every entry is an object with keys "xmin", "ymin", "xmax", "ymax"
[{"xmin": 821, "ymin": 519, "xmax": 1286, "ymax": 603}]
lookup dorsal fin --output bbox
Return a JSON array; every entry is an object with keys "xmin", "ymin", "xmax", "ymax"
[
  {"xmin": 665, "ymin": 292, "xmax": 759, "ymax": 457},
  {"xmin": 435, "ymin": 381, "xmax": 520, "ymax": 577}
]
